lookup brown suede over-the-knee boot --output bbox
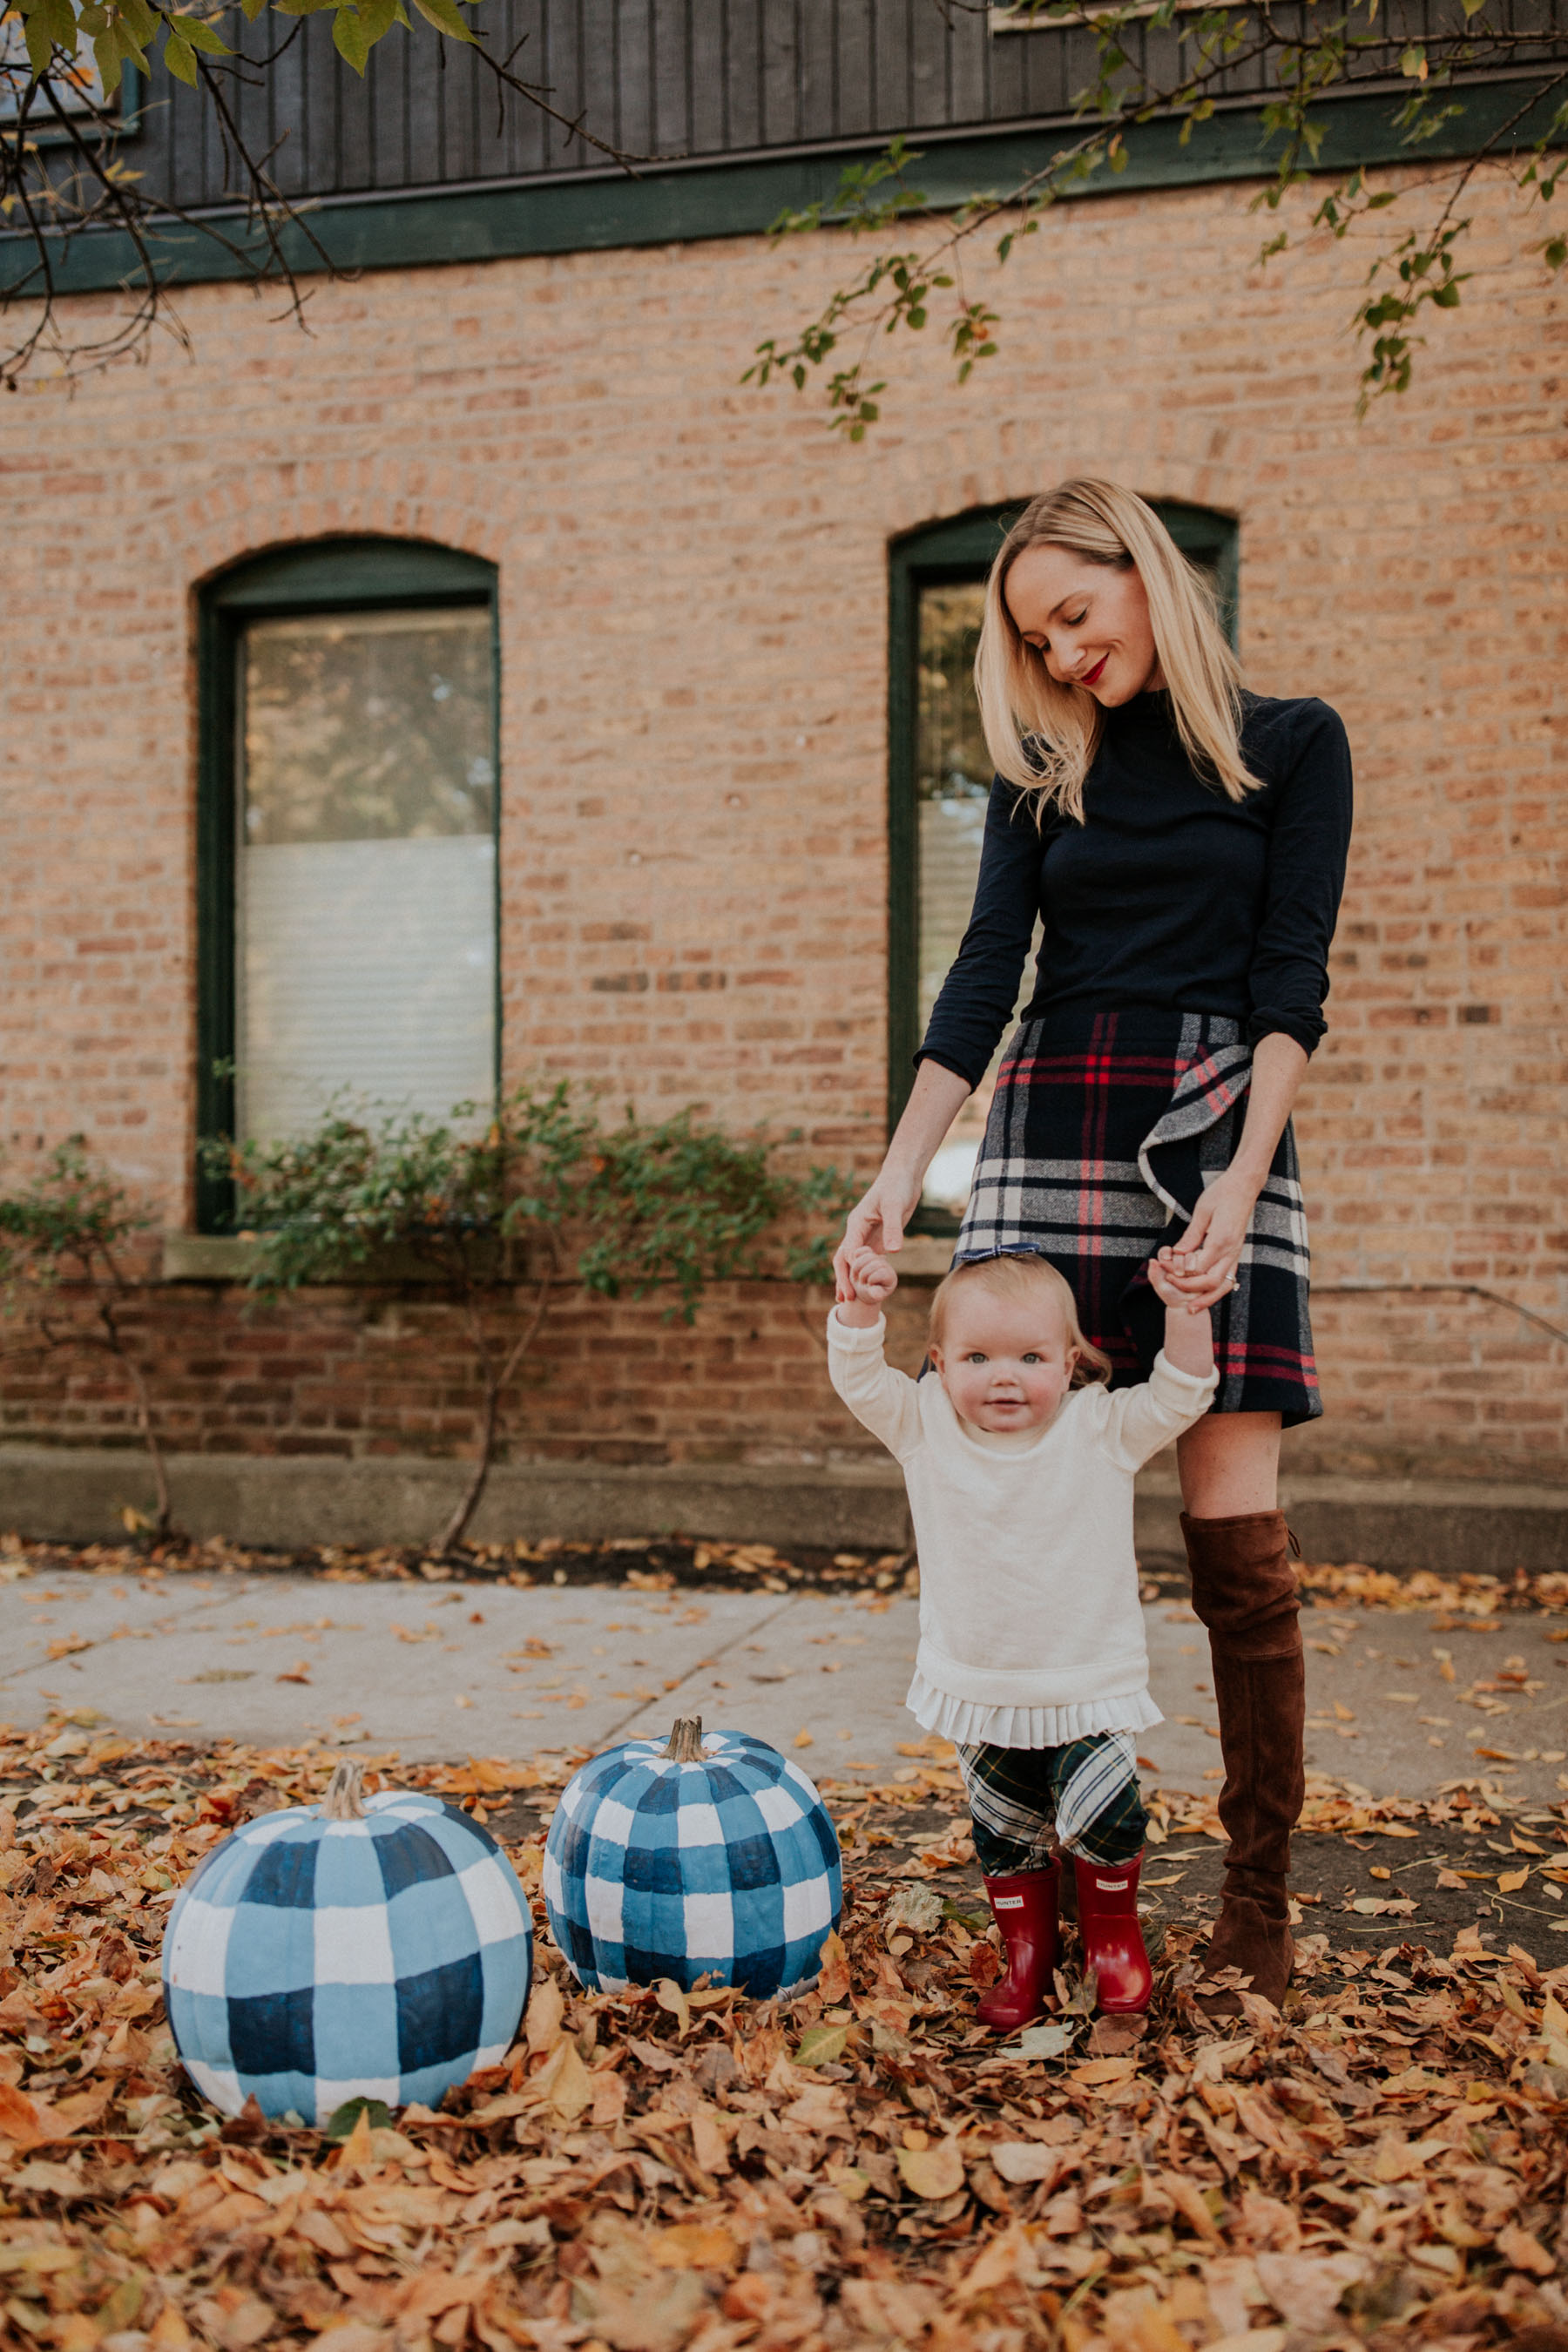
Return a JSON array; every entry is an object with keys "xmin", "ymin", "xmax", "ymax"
[{"xmin": 1182, "ymin": 1510, "xmax": 1304, "ymax": 2013}]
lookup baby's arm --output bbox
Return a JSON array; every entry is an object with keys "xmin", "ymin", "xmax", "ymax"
[
  {"xmin": 1147, "ymin": 1250, "xmax": 1217, "ymax": 1380},
  {"xmin": 826, "ymin": 1251, "xmax": 923, "ymax": 1461},
  {"xmin": 1092, "ymin": 1252, "xmax": 1219, "ymax": 1470}
]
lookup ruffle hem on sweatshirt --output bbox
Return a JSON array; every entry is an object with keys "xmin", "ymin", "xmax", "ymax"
[{"xmin": 905, "ymin": 1670, "xmax": 1163, "ymax": 1751}]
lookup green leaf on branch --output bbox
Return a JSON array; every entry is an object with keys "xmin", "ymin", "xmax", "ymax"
[
  {"xmin": 166, "ymin": 11, "xmax": 230, "ymax": 51},
  {"xmin": 331, "ymin": 1, "xmax": 375, "ymax": 68},
  {"xmin": 335, "ymin": 0, "xmax": 403, "ymax": 58},
  {"xmin": 18, "ymin": 0, "xmax": 77, "ymax": 78},
  {"xmin": 409, "ymin": 0, "xmax": 476, "ymax": 42}
]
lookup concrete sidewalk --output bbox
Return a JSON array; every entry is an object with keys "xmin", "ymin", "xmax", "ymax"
[{"xmin": 3, "ymin": 1569, "xmax": 1566, "ymax": 1806}]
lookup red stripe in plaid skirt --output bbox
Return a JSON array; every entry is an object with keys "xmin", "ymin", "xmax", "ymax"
[
  {"xmin": 1215, "ymin": 1340, "xmax": 1320, "ymax": 1387},
  {"xmin": 997, "ymin": 1051, "xmax": 1188, "ymax": 1087},
  {"xmin": 958, "ymin": 1007, "xmax": 1321, "ymax": 1427},
  {"xmin": 997, "ymin": 1048, "xmax": 1250, "ymax": 1123}
]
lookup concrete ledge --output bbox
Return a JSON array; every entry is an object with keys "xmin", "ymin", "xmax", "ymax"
[
  {"xmin": 0, "ymin": 1446, "xmax": 1563, "ymax": 1572},
  {"xmin": 159, "ymin": 1233, "xmax": 517, "ymax": 1286},
  {"xmin": 160, "ymin": 1230, "xmax": 954, "ymax": 1287},
  {"xmin": 162, "ymin": 1233, "xmax": 259, "ymax": 1281},
  {"xmin": 1136, "ymin": 1473, "xmax": 1568, "ymax": 1578},
  {"xmin": 0, "ymin": 1446, "xmax": 913, "ymax": 1553}
]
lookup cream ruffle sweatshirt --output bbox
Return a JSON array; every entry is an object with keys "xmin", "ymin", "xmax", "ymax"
[{"xmin": 826, "ymin": 1311, "xmax": 1219, "ymax": 1749}]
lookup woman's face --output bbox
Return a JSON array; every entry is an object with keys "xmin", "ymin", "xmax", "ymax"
[{"xmin": 1004, "ymin": 542, "xmax": 1164, "ymax": 706}]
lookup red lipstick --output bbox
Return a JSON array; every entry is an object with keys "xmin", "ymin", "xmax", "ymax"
[{"xmin": 1082, "ymin": 653, "xmax": 1109, "ymax": 687}]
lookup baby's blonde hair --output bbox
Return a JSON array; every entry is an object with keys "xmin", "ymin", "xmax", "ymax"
[{"xmin": 928, "ymin": 1254, "xmax": 1112, "ymax": 1388}]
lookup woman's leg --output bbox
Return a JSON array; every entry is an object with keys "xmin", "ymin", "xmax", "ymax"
[
  {"xmin": 1176, "ymin": 1410, "xmax": 1303, "ymax": 2011},
  {"xmin": 1176, "ymin": 1409, "xmax": 1281, "ymax": 1516}
]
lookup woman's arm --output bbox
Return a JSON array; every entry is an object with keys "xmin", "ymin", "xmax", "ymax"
[
  {"xmin": 1171, "ymin": 703, "xmax": 1351, "ymax": 1310},
  {"xmin": 1164, "ymin": 1031, "xmax": 1308, "ymax": 1308},
  {"xmin": 1246, "ymin": 699, "xmax": 1354, "ymax": 1055},
  {"xmin": 833, "ymin": 778, "xmax": 1042, "ymax": 1301},
  {"xmin": 916, "ymin": 779, "xmax": 1044, "ymax": 1089},
  {"xmin": 832, "ymin": 1061, "xmax": 970, "ymax": 1300}
]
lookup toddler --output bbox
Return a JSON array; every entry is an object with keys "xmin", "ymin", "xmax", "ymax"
[{"xmin": 828, "ymin": 1246, "xmax": 1217, "ymax": 2024}]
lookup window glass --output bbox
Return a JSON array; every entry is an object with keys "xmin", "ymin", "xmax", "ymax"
[
  {"xmin": 916, "ymin": 581, "xmax": 1038, "ymax": 1216},
  {"xmin": 235, "ymin": 606, "xmax": 495, "ymax": 1141}
]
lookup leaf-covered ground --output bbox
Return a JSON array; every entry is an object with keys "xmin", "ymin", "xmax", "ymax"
[{"xmin": 4, "ymin": 1713, "xmax": 1568, "ymax": 2352}]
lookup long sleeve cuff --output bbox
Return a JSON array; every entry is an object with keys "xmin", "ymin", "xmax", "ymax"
[
  {"xmin": 1147, "ymin": 1349, "xmax": 1220, "ymax": 1415},
  {"xmin": 826, "ymin": 1308, "xmax": 889, "ymax": 1353},
  {"xmin": 912, "ymin": 1046, "xmax": 981, "ymax": 1088},
  {"xmin": 1246, "ymin": 1008, "xmax": 1324, "ymax": 1056}
]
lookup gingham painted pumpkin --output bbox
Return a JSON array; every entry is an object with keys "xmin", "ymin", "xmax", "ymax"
[
  {"xmin": 544, "ymin": 1718, "xmax": 841, "ymax": 1997},
  {"xmin": 162, "ymin": 1763, "xmax": 532, "ymax": 2125}
]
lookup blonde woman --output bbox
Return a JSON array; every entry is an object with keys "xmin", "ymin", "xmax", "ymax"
[{"xmin": 834, "ymin": 480, "xmax": 1353, "ymax": 2011}]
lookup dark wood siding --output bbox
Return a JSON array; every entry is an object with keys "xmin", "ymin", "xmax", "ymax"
[{"xmin": 122, "ymin": 0, "xmax": 1567, "ymax": 211}]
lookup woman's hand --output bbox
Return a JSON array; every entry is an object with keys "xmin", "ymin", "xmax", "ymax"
[
  {"xmin": 832, "ymin": 1062, "xmax": 972, "ymax": 1302},
  {"xmin": 1159, "ymin": 1168, "xmax": 1261, "ymax": 1310},
  {"xmin": 832, "ymin": 1169, "xmax": 923, "ymax": 1303}
]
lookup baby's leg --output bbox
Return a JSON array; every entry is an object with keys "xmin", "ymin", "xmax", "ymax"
[
  {"xmin": 956, "ymin": 1742, "xmax": 1055, "ymax": 1876},
  {"xmin": 1049, "ymin": 1733, "xmax": 1152, "ymax": 2015},
  {"xmin": 956, "ymin": 1744, "xmax": 1058, "ymax": 2030},
  {"xmin": 1051, "ymin": 1731, "xmax": 1147, "ymax": 1867}
]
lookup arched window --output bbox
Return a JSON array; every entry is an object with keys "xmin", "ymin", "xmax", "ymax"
[
  {"xmin": 888, "ymin": 497, "xmax": 1239, "ymax": 1227},
  {"xmin": 196, "ymin": 538, "xmax": 499, "ymax": 1228}
]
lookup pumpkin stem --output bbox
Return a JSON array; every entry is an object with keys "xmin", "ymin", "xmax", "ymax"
[
  {"xmin": 321, "ymin": 1761, "xmax": 368, "ymax": 1821},
  {"xmin": 662, "ymin": 1717, "xmax": 705, "ymax": 1763}
]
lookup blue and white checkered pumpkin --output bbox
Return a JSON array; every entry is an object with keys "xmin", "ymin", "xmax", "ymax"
[
  {"xmin": 162, "ymin": 1771, "xmax": 532, "ymax": 2126},
  {"xmin": 543, "ymin": 1720, "xmax": 841, "ymax": 1998}
]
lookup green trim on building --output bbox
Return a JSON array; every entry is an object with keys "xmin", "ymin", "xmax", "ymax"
[
  {"xmin": 3, "ymin": 75, "xmax": 1560, "ymax": 298},
  {"xmin": 195, "ymin": 536, "xmax": 500, "ymax": 1232},
  {"xmin": 886, "ymin": 499, "xmax": 1240, "ymax": 1227}
]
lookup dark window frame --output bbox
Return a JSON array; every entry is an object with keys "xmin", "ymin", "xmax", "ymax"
[
  {"xmin": 886, "ymin": 497, "xmax": 1239, "ymax": 1226},
  {"xmin": 194, "ymin": 536, "xmax": 500, "ymax": 1233}
]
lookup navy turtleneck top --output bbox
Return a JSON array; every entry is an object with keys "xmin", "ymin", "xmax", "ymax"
[{"xmin": 916, "ymin": 691, "xmax": 1354, "ymax": 1088}]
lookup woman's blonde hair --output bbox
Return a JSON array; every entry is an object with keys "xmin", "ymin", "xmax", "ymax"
[
  {"xmin": 928, "ymin": 1254, "xmax": 1112, "ymax": 1389},
  {"xmin": 974, "ymin": 476, "xmax": 1260, "ymax": 823}
]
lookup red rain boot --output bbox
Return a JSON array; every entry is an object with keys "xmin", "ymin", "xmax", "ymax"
[
  {"xmin": 1072, "ymin": 1852, "xmax": 1152, "ymax": 2014},
  {"xmin": 978, "ymin": 1862, "xmax": 1060, "ymax": 2031}
]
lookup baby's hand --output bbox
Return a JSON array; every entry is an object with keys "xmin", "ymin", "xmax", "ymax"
[
  {"xmin": 1147, "ymin": 1250, "xmax": 1206, "ymax": 1313},
  {"xmin": 848, "ymin": 1246, "xmax": 898, "ymax": 1305},
  {"xmin": 1150, "ymin": 1247, "xmax": 1217, "ymax": 1380}
]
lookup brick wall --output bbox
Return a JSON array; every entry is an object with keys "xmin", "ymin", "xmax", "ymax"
[
  {"xmin": 0, "ymin": 1274, "xmax": 932, "ymax": 1468},
  {"xmin": 2, "ymin": 166, "xmax": 1565, "ymax": 1487}
]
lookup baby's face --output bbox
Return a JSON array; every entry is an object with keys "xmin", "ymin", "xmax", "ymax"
[{"xmin": 929, "ymin": 1292, "xmax": 1080, "ymax": 1436}]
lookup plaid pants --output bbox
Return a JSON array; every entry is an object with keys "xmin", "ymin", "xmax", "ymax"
[{"xmin": 957, "ymin": 1732, "xmax": 1147, "ymax": 1873}]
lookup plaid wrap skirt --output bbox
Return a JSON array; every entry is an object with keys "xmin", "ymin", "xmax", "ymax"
[{"xmin": 954, "ymin": 1007, "xmax": 1321, "ymax": 1426}]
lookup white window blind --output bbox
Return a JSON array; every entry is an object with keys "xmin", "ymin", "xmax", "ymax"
[{"xmin": 235, "ymin": 605, "xmax": 496, "ymax": 1143}]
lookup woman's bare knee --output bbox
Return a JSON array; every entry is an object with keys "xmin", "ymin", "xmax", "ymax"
[{"xmin": 1177, "ymin": 1412, "xmax": 1282, "ymax": 1517}]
